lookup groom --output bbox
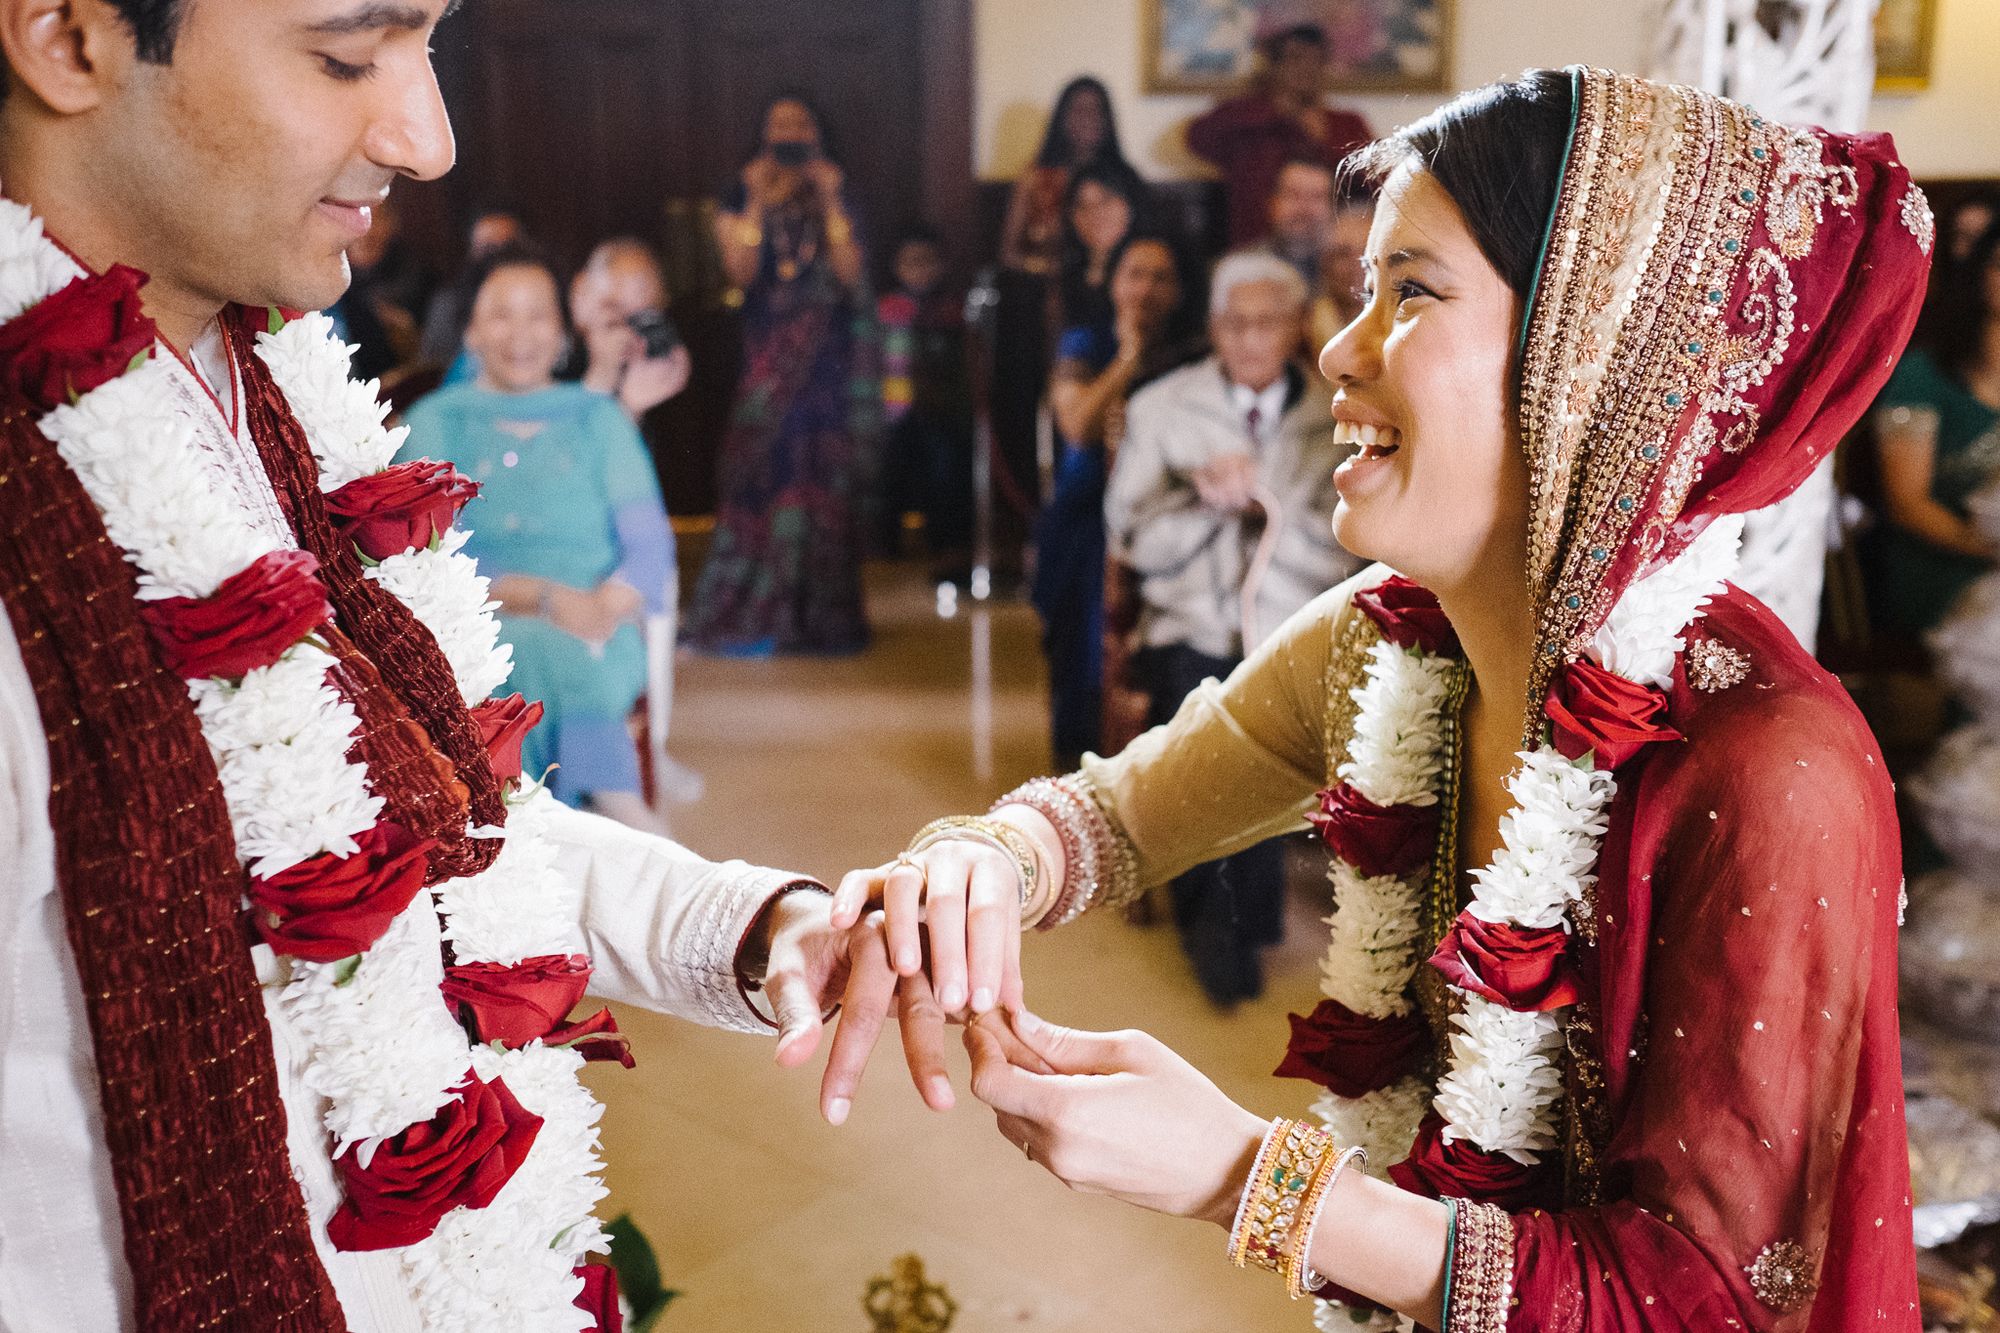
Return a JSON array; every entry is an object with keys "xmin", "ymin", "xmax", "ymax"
[{"xmin": 0, "ymin": 1, "xmax": 943, "ymax": 1327}]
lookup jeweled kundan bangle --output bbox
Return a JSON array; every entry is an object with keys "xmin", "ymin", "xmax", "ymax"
[
  {"xmin": 991, "ymin": 773, "xmax": 1139, "ymax": 927},
  {"xmin": 1286, "ymin": 1144, "xmax": 1365, "ymax": 1299},
  {"xmin": 907, "ymin": 816, "xmax": 1049, "ymax": 926},
  {"xmin": 1228, "ymin": 1118, "xmax": 1336, "ymax": 1279}
]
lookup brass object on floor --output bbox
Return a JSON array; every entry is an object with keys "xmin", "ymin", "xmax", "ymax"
[{"xmin": 863, "ymin": 1254, "xmax": 957, "ymax": 1333}]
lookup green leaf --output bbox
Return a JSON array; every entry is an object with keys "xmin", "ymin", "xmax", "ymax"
[
  {"xmin": 66, "ymin": 379, "xmax": 81, "ymax": 406},
  {"xmin": 1570, "ymin": 749, "xmax": 1599, "ymax": 772},
  {"xmin": 267, "ymin": 306, "xmax": 287, "ymax": 335},
  {"xmin": 605, "ymin": 1212, "xmax": 678, "ymax": 1330},
  {"xmin": 126, "ymin": 348, "xmax": 151, "ymax": 374},
  {"xmin": 331, "ymin": 955, "xmax": 363, "ymax": 987},
  {"xmin": 426, "ymin": 528, "xmax": 444, "ymax": 553},
  {"xmin": 355, "ymin": 545, "xmax": 381, "ymax": 569}
]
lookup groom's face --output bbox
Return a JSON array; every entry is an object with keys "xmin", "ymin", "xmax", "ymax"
[{"xmin": 91, "ymin": 0, "xmax": 456, "ymax": 317}]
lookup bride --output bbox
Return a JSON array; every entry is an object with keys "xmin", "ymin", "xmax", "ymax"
[{"xmin": 828, "ymin": 67, "xmax": 1931, "ymax": 1329}]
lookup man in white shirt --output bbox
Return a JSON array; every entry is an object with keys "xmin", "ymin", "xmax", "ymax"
[
  {"xmin": 0, "ymin": 2, "xmax": 928, "ymax": 1328},
  {"xmin": 1104, "ymin": 251, "xmax": 1358, "ymax": 1005}
]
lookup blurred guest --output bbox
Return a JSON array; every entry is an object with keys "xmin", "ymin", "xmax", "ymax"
[
  {"xmin": 1251, "ymin": 155, "xmax": 1336, "ymax": 290},
  {"xmin": 1105, "ymin": 251, "xmax": 1357, "ymax": 1002},
  {"xmin": 1867, "ymin": 220, "xmax": 2000, "ymax": 640},
  {"xmin": 1001, "ymin": 77, "xmax": 1129, "ymax": 278},
  {"xmin": 328, "ymin": 195, "xmax": 429, "ymax": 381},
  {"xmin": 1058, "ymin": 158, "xmax": 1149, "ymax": 333},
  {"xmin": 1943, "ymin": 189, "xmax": 1999, "ymax": 271},
  {"xmin": 1309, "ymin": 183, "xmax": 1375, "ymax": 351},
  {"xmin": 1035, "ymin": 231, "xmax": 1198, "ymax": 768},
  {"xmin": 995, "ymin": 77, "xmax": 1133, "ymax": 541},
  {"xmin": 399, "ymin": 250, "xmax": 675, "ymax": 830},
  {"xmin": 568, "ymin": 236, "xmax": 694, "ymax": 422},
  {"xmin": 1187, "ymin": 22, "xmax": 1371, "ymax": 248},
  {"xmin": 878, "ymin": 226, "xmax": 975, "ymax": 573},
  {"xmin": 418, "ymin": 206, "xmax": 527, "ymax": 377},
  {"xmin": 690, "ymin": 93, "xmax": 879, "ymax": 656}
]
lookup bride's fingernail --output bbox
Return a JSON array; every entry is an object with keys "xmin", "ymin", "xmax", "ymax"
[
  {"xmin": 939, "ymin": 985, "xmax": 965, "ymax": 1011},
  {"xmin": 928, "ymin": 1076, "xmax": 954, "ymax": 1106},
  {"xmin": 1014, "ymin": 1009, "xmax": 1044, "ymax": 1036},
  {"xmin": 897, "ymin": 949, "xmax": 919, "ymax": 972},
  {"xmin": 826, "ymin": 1097, "xmax": 851, "ymax": 1126},
  {"xmin": 971, "ymin": 988, "xmax": 994, "ymax": 1013}
]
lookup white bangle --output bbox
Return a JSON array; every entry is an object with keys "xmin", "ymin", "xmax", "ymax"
[{"xmin": 1291, "ymin": 1144, "xmax": 1366, "ymax": 1298}]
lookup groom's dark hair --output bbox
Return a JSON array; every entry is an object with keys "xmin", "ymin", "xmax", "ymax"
[{"xmin": 111, "ymin": 0, "xmax": 187, "ymax": 61}]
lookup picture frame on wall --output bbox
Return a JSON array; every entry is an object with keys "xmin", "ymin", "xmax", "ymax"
[
  {"xmin": 1873, "ymin": 0, "xmax": 1937, "ymax": 93},
  {"xmin": 1142, "ymin": 0, "xmax": 1452, "ymax": 95}
]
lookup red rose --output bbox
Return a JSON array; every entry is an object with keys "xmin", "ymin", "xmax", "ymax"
[
  {"xmin": 441, "ymin": 955, "xmax": 593, "ymax": 1046},
  {"xmin": 1307, "ymin": 782, "xmax": 1442, "ymax": 879},
  {"xmin": 249, "ymin": 821, "xmax": 437, "ymax": 963},
  {"xmin": 1389, "ymin": 1115, "xmax": 1559, "ymax": 1212},
  {"xmin": 574, "ymin": 1263, "xmax": 624, "ymax": 1333},
  {"xmin": 1429, "ymin": 912, "xmax": 1580, "ymax": 1012},
  {"xmin": 325, "ymin": 459, "xmax": 480, "ymax": 562},
  {"xmin": 1544, "ymin": 657, "xmax": 1681, "ymax": 769},
  {"xmin": 0, "ymin": 264, "xmax": 157, "ymax": 411},
  {"xmin": 138, "ymin": 549, "xmax": 334, "ymax": 680},
  {"xmin": 546, "ymin": 1007, "xmax": 636, "ymax": 1068},
  {"xmin": 470, "ymin": 694, "xmax": 544, "ymax": 784},
  {"xmin": 1353, "ymin": 575, "xmax": 1459, "ymax": 656},
  {"xmin": 327, "ymin": 1070, "xmax": 543, "ymax": 1252},
  {"xmin": 1274, "ymin": 999, "xmax": 1427, "ymax": 1098}
]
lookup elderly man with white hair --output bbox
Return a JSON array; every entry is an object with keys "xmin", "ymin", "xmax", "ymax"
[{"xmin": 1104, "ymin": 249, "xmax": 1359, "ymax": 1004}]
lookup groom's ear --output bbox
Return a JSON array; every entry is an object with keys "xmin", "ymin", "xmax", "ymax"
[{"xmin": 0, "ymin": 0, "xmax": 133, "ymax": 116}]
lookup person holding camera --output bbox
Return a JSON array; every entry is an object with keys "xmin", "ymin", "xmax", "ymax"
[
  {"xmin": 569, "ymin": 236, "xmax": 694, "ymax": 423},
  {"xmin": 690, "ymin": 93, "xmax": 881, "ymax": 655}
]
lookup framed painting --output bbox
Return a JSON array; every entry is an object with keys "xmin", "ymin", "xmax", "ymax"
[
  {"xmin": 1143, "ymin": 0, "xmax": 1452, "ymax": 94},
  {"xmin": 1874, "ymin": 0, "xmax": 1937, "ymax": 93}
]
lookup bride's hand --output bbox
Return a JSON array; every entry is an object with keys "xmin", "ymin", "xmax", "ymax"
[
  {"xmin": 962, "ymin": 1010, "xmax": 1269, "ymax": 1226},
  {"xmin": 827, "ymin": 839, "xmax": 1027, "ymax": 1017}
]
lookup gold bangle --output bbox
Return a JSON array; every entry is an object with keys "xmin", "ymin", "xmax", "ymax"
[
  {"xmin": 908, "ymin": 816, "xmax": 1045, "ymax": 924},
  {"xmin": 1231, "ymin": 1118, "xmax": 1334, "ymax": 1277}
]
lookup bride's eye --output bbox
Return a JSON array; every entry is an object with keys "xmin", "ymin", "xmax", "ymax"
[{"xmin": 1394, "ymin": 279, "xmax": 1437, "ymax": 306}]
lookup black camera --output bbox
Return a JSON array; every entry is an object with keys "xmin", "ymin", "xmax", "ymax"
[
  {"xmin": 769, "ymin": 141, "xmax": 816, "ymax": 169},
  {"xmin": 628, "ymin": 310, "xmax": 683, "ymax": 360}
]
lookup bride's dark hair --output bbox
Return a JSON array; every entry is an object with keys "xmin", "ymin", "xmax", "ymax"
[{"xmin": 1347, "ymin": 69, "xmax": 1575, "ymax": 302}]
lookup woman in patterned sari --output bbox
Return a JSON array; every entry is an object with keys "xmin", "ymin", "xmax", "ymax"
[
  {"xmin": 826, "ymin": 68, "xmax": 1932, "ymax": 1330},
  {"xmin": 689, "ymin": 93, "xmax": 880, "ymax": 656}
]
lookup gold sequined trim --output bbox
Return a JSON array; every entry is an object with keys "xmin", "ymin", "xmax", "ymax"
[
  {"xmin": 1446, "ymin": 1199, "xmax": 1515, "ymax": 1333},
  {"xmin": 1686, "ymin": 637, "xmax": 1751, "ymax": 692},
  {"xmin": 1516, "ymin": 72, "xmax": 1849, "ymax": 738},
  {"xmin": 1562, "ymin": 1003, "xmax": 1612, "ymax": 1207},
  {"xmin": 1745, "ymin": 1239, "xmax": 1820, "ymax": 1314},
  {"xmin": 1323, "ymin": 592, "xmax": 1382, "ymax": 778}
]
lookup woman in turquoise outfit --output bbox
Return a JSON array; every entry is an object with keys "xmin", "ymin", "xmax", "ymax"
[
  {"xmin": 1868, "ymin": 219, "xmax": 2000, "ymax": 639},
  {"xmin": 400, "ymin": 250, "xmax": 675, "ymax": 822}
]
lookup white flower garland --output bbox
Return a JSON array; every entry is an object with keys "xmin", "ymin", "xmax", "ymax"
[
  {"xmin": 1, "ymin": 200, "xmax": 609, "ymax": 1330},
  {"xmin": 1312, "ymin": 517, "xmax": 1745, "ymax": 1168},
  {"xmin": 260, "ymin": 314, "xmax": 609, "ymax": 1328}
]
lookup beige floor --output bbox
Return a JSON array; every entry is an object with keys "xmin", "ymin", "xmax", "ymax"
[{"xmin": 583, "ymin": 566, "xmax": 1330, "ymax": 1332}]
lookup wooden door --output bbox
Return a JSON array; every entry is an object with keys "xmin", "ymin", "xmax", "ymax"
[{"xmin": 425, "ymin": 0, "xmax": 971, "ymax": 515}]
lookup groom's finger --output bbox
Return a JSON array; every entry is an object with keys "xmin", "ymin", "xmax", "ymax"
[
  {"xmin": 821, "ymin": 923, "xmax": 898, "ymax": 1125},
  {"xmin": 895, "ymin": 972, "xmax": 955, "ymax": 1111},
  {"xmin": 1000, "ymin": 910, "xmax": 1026, "ymax": 1013},
  {"xmin": 767, "ymin": 966, "xmax": 825, "ymax": 1069}
]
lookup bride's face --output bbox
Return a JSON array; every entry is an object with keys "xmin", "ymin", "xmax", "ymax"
[{"xmin": 1319, "ymin": 164, "xmax": 1530, "ymax": 593}]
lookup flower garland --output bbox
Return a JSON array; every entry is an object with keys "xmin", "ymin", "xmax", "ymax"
[
  {"xmin": 0, "ymin": 199, "xmax": 620, "ymax": 1331},
  {"xmin": 261, "ymin": 310, "xmax": 623, "ymax": 1328},
  {"xmin": 1286, "ymin": 516, "xmax": 1744, "ymax": 1204}
]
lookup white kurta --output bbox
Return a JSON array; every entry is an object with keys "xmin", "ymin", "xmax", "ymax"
[{"xmin": 0, "ymin": 330, "xmax": 798, "ymax": 1331}]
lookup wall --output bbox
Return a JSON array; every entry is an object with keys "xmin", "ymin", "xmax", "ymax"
[{"xmin": 974, "ymin": 0, "xmax": 2000, "ymax": 183}]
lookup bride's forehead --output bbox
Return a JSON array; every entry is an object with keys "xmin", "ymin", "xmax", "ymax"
[{"xmin": 1364, "ymin": 170, "xmax": 1477, "ymax": 267}]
